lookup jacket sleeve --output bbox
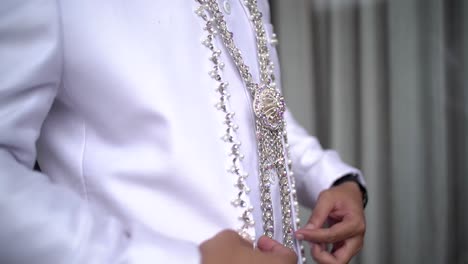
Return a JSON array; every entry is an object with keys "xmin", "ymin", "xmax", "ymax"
[
  {"xmin": 0, "ymin": 1, "xmax": 200, "ymax": 263},
  {"xmin": 285, "ymin": 111, "xmax": 365, "ymax": 209}
]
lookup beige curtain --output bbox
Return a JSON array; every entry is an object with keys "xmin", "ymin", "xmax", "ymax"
[{"xmin": 270, "ymin": 0, "xmax": 468, "ymax": 263}]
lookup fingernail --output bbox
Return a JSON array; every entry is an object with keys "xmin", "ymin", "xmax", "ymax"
[{"xmin": 306, "ymin": 223, "xmax": 316, "ymax": 229}]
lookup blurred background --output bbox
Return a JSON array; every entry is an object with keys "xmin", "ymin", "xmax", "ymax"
[{"xmin": 269, "ymin": 0, "xmax": 468, "ymax": 263}]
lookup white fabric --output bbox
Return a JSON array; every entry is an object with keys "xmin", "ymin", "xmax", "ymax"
[{"xmin": 0, "ymin": 0, "xmax": 362, "ymax": 263}]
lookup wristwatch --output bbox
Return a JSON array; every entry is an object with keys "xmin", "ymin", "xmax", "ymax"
[{"xmin": 332, "ymin": 174, "xmax": 368, "ymax": 208}]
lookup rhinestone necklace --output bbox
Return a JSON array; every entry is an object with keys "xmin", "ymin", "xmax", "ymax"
[{"xmin": 194, "ymin": 0, "xmax": 301, "ymax": 250}]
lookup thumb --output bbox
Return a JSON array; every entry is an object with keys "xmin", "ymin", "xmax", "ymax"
[
  {"xmin": 257, "ymin": 236, "xmax": 298, "ymax": 263},
  {"xmin": 256, "ymin": 236, "xmax": 292, "ymax": 255},
  {"xmin": 257, "ymin": 236, "xmax": 280, "ymax": 252}
]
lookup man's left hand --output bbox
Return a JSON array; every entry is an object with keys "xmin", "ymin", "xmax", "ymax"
[{"xmin": 295, "ymin": 182, "xmax": 366, "ymax": 264}]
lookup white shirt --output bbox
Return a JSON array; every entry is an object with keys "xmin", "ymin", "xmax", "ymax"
[{"xmin": 0, "ymin": 1, "xmax": 363, "ymax": 263}]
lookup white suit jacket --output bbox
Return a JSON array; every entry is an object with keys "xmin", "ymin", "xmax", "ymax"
[{"xmin": 0, "ymin": 0, "xmax": 363, "ymax": 263}]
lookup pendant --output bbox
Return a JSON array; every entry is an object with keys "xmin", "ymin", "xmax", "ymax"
[{"xmin": 253, "ymin": 86, "xmax": 286, "ymax": 130}]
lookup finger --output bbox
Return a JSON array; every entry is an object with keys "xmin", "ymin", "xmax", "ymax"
[
  {"xmin": 304, "ymin": 191, "xmax": 335, "ymax": 230},
  {"xmin": 309, "ymin": 243, "xmax": 327, "ymax": 252},
  {"xmin": 320, "ymin": 243, "xmax": 327, "ymax": 251},
  {"xmin": 297, "ymin": 215, "xmax": 358, "ymax": 243},
  {"xmin": 331, "ymin": 241, "xmax": 344, "ymax": 254},
  {"xmin": 311, "ymin": 243, "xmax": 337, "ymax": 264},
  {"xmin": 333, "ymin": 236, "xmax": 363, "ymax": 263}
]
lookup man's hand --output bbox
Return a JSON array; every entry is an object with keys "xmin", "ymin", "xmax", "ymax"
[
  {"xmin": 200, "ymin": 230, "xmax": 297, "ymax": 264},
  {"xmin": 295, "ymin": 182, "xmax": 366, "ymax": 264}
]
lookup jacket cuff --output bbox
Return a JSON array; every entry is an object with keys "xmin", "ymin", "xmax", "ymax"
[
  {"xmin": 294, "ymin": 150, "xmax": 364, "ymax": 208},
  {"xmin": 332, "ymin": 173, "xmax": 368, "ymax": 208}
]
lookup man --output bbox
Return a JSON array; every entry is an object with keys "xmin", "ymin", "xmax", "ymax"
[{"xmin": 0, "ymin": 0, "xmax": 366, "ymax": 263}]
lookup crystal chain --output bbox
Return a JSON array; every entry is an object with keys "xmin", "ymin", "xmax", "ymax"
[
  {"xmin": 195, "ymin": 4, "xmax": 256, "ymax": 242},
  {"xmin": 194, "ymin": 0, "xmax": 302, "ymax": 252}
]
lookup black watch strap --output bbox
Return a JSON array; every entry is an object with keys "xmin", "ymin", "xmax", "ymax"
[{"xmin": 332, "ymin": 174, "xmax": 368, "ymax": 208}]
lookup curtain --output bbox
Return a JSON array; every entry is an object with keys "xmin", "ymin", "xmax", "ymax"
[{"xmin": 270, "ymin": 0, "xmax": 468, "ymax": 263}]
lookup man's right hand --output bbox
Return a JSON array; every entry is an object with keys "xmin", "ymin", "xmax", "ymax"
[{"xmin": 200, "ymin": 230, "xmax": 298, "ymax": 264}]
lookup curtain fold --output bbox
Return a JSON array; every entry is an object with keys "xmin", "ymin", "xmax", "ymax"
[
  {"xmin": 358, "ymin": 1, "xmax": 391, "ymax": 263},
  {"xmin": 270, "ymin": 0, "xmax": 468, "ymax": 263}
]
